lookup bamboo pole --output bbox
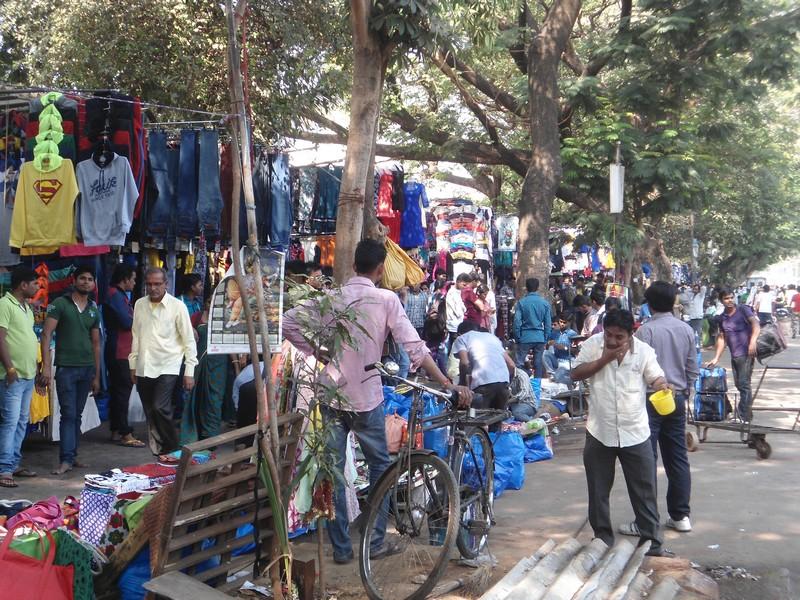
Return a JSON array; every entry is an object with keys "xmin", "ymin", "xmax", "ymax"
[{"xmin": 224, "ymin": 1, "xmax": 288, "ymax": 596}]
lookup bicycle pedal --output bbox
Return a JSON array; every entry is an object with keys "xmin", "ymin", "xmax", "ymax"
[{"xmin": 465, "ymin": 519, "xmax": 490, "ymax": 535}]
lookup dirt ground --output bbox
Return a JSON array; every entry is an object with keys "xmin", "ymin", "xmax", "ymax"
[{"xmin": 3, "ymin": 337, "xmax": 799, "ymax": 599}]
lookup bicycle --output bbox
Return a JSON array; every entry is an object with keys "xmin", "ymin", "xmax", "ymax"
[{"xmin": 359, "ymin": 362, "xmax": 509, "ymax": 600}]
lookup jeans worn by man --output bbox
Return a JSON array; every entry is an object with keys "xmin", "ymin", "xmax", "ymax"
[
  {"xmin": 0, "ymin": 379, "xmax": 35, "ymax": 480},
  {"xmin": 55, "ymin": 366, "xmax": 95, "ymax": 465},
  {"xmin": 512, "ymin": 280, "xmax": 552, "ymax": 378}
]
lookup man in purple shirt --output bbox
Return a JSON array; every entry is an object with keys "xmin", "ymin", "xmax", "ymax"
[
  {"xmin": 283, "ymin": 239, "xmax": 471, "ymax": 565},
  {"xmin": 707, "ymin": 287, "xmax": 760, "ymax": 421}
]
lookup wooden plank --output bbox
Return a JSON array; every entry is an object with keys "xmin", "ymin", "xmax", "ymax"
[
  {"xmin": 174, "ymin": 488, "xmax": 270, "ymax": 528},
  {"xmin": 143, "ymin": 571, "xmax": 233, "ymax": 599},
  {"xmin": 573, "ymin": 539, "xmax": 636, "ymax": 600},
  {"xmin": 194, "ymin": 553, "xmax": 256, "ymax": 584},
  {"xmin": 165, "ymin": 529, "xmax": 274, "ymax": 572},
  {"xmin": 185, "ymin": 446, "xmax": 262, "ymax": 477},
  {"xmin": 182, "ymin": 413, "xmax": 302, "ymax": 452},
  {"xmin": 153, "ymin": 444, "xmax": 195, "ymax": 578},
  {"xmin": 168, "ymin": 508, "xmax": 274, "ymax": 551}
]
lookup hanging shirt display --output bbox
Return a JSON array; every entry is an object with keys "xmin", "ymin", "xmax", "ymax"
[
  {"xmin": 75, "ymin": 154, "xmax": 138, "ymax": 246},
  {"xmin": 10, "ymin": 159, "xmax": 79, "ymax": 252},
  {"xmin": 495, "ymin": 215, "xmax": 519, "ymax": 252}
]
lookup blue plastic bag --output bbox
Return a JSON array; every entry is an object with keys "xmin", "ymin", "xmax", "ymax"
[
  {"xmin": 422, "ymin": 392, "xmax": 448, "ymax": 458},
  {"xmin": 530, "ymin": 377, "xmax": 542, "ymax": 405},
  {"xmin": 490, "ymin": 431, "xmax": 525, "ymax": 497},
  {"xmin": 524, "ymin": 432, "xmax": 553, "ymax": 463},
  {"xmin": 383, "ymin": 386, "xmax": 412, "ymax": 419},
  {"xmin": 119, "ymin": 546, "xmax": 150, "ymax": 600},
  {"xmin": 460, "ymin": 431, "xmax": 488, "ymax": 491}
]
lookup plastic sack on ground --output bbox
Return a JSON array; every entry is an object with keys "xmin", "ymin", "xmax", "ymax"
[
  {"xmin": 490, "ymin": 431, "xmax": 525, "ymax": 497},
  {"xmin": 422, "ymin": 392, "xmax": 448, "ymax": 458},
  {"xmin": 383, "ymin": 386, "xmax": 411, "ymax": 420},
  {"xmin": 524, "ymin": 432, "xmax": 554, "ymax": 463},
  {"xmin": 119, "ymin": 545, "xmax": 150, "ymax": 600},
  {"xmin": 530, "ymin": 377, "xmax": 541, "ymax": 404},
  {"xmin": 460, "ymin": 431, "xmax": 489, "ymax": 492}
]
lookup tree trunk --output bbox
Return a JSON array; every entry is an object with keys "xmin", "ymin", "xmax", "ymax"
[
  {"xmin": 516, "ymin": 0, "xmax": 582, "ymax": 298},
  {"xmin": 642, "ymin": 225, "xmax": 673, "ymax": 282},
  {"xmin": 333, "ymin": 0, "xmax": 392, "ymax": 283}
]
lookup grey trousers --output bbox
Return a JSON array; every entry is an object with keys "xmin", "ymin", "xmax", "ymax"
[
  {"xmin": 583, "ymin": 432, "xmax": 662, "ymax": 553},
  {"xmin": 137, "ymin": 375, "xmax": 180, "ymax": 455}
]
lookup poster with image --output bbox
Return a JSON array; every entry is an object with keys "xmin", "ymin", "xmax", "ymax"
[{"xmin": 207, "ymin": 247, "xmax": 284, "ymax": 354}]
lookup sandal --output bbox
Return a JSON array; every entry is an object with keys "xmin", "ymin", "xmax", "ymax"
[
  {"xmin": 13, "ymin": 468, "xmax": 37, "ymax": 478},
  {"xmin": 0, "ymin": 476, "xmax": 18, "ymax": 488},
  {"xmin": 618, "ymin": 521, "xmax": 641, "ymax": 537},
  {"xmin": 119, "ymin": 437, "xmax": 146, "ymax": 448}
]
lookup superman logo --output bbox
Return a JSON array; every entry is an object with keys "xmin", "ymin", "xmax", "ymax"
[{"xmin": 34, "ymin": 179, "xmax": 62, "ymax": 204}]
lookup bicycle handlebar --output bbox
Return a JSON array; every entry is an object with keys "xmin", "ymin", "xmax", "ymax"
[{"xmin": 365, "ymin": 362, "xmax": 457, "ymax": 404}]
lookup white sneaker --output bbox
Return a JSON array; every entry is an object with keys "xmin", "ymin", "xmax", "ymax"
[{"xmin": 666, "ymin": 517, "xmax": 692, "ymax": 532}]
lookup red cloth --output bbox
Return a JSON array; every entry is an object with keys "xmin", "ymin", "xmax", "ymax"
[
  {"xmin": 462, "ymin": 288, "xmax": 482, "ymax": 324},
  {"xmin": 59, "ymin": 243, "xmax": 111, "ymax": 257},
  {"xmin": 792, "ymin": 293, "xmax": 800, "ymax": 314},
  {"xmin": 122, "ymin": 463, "xmax": 178, "ymax": 478}
]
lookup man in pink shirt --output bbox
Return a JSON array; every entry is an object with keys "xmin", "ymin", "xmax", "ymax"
[{"xmin": 283, "ymin": 239, "xmax": 471, "ymax": 564}]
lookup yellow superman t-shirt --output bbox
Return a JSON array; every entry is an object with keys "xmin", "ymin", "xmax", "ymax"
[{"xmin": 10, "ymin": 160, "xmax": 78, "ymax": 251}]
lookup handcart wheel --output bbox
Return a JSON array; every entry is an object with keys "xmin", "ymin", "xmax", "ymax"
[
  {"xmin": 686, "ymin": 430, "xmax": 700, "ymax": 452},
  {"xmin": 754, "ymin": 437, "xmax": 772, "ymax": 460}
]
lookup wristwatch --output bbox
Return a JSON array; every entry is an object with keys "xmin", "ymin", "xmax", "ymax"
[{"xmin": 6, "ymin": 367, "xmax": 16, "ymax": 375}]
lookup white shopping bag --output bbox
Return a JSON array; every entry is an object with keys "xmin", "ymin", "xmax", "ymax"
[{"xmin": 128, "ymin": 385, "xmax": 147, "ymax": 423}]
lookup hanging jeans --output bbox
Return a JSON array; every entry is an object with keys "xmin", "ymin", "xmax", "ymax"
[
  {"xmin": 269, "ymin": 153, "xmax": 292, "ymax": 250},
  {"xmin": 147, "ymin": 131, "xmax": 178, "ymax": 238},
  {"xmin": 176, "ymin": 129, "xmax": 198, "ymax": 238},
  {"xmin": 197, "ymin": 129, "xmax": 224, "ymax": 237}
]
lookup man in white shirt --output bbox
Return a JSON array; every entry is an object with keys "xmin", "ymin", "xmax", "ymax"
[
  {"xmin": 580, "ymin": 289, "xmax": 605, "ymax": 337},
  {"xmin": 686, "ymin": 283, "xmax": 706, "ymax": 340},
  {"xmin": 445, "ymin": 274, "xmax": 469, "ymax": 350},
  {"xmin": 572, "ymin": 309, "xmax": 670, "ymax": 556},
  {"xmin": 129, "ymin": 267, "xmax": 198, "ymax": 455},
  {"xmin": 754, "ymin": 284, "xmax": 775, "ymax": 326},
  {"xmin": 452, "ymin": 321, "xmax": 515, "ymax": 415}
]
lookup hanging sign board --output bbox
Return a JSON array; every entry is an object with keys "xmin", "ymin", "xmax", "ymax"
[
  {"xmin": 609, "ymin": 164, "xmax": 625, "ymax": 214},
  {"xmin": 207, "ymin": 247, "xmax": 285, "ymax": 354}
]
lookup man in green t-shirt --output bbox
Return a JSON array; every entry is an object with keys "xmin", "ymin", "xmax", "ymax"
[
  {"xmin": 0, "ymin": 267, "xmax": 40, "ymax": 488},
  {"xmin": 40, "ymin": 265, "xmax": 101, "ymax": 475}
]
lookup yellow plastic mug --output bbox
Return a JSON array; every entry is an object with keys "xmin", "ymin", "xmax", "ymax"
[{"xmin": 650, "ymin": 389, "xmax": 676, "ymax": 416}]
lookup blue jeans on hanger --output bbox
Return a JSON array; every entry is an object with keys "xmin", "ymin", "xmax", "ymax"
[
  {"xmin": 177, "ymin": 129, "xmax": 198, "ymax": 238},
  {"xmin": 269, "ymin": 153, "xmax": 292, "ymax": 250},
  {"xmin": 147, "ymin": 131, "xmax": 177, "ymax": 238},
  {"xmin": 197, "ymin": 129, "xmax": 224, "ymax": 237}
]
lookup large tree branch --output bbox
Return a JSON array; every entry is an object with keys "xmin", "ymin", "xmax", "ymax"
[
  {"xmin": 582, "ymin": 0, "xmax": 632, "ymax": 76},
  {"xmin": 430, "ymin": 48, "xmax": 526, "ymax": 118},
  {"xmin": 289, "ymin": 130, "xmax": 521, "ymax": 165},
  {"xmin": 299, "ymin": 108, "xmax": 348, "ymax": 136},
  {"xmin": 434, "ymin": 55, "xmax": 529, "ymax": 176}
]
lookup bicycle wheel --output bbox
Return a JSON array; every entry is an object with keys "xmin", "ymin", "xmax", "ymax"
[
  {"xmin": 359, "ymin": 452, "xmax": 459, "ymax": 600},
  {"xmin": 452, "ymin": 427, "xmax": 494, "ymax": 559}
]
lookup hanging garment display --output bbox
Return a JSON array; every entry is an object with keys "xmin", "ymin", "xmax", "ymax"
[
  {"xmin": 196, "ymin": 129, "xmax": 224, "ymax": 238},
  {"xmin": 376, "ymin": 171, "xmax": 401, "ymax": 243},
  {"xmin": 269, "ymin": 153, "xmax": 292, "ymax": 250},
  {"xmin": 311, "ymin": 165, "xmax": 340, "ymax": 234},
  {"xmin": 10, "ymin": 159, "xmax": 79, "ymax": 253},
  {"xmin": 399, "ymin": 181, "xmax": 429, "ymax": 249},
  {"xmin": 495, "ymin": 215, "xmax": 519, "ymax": 252},
  {"xmin": 75, "ymin": 154, "xmax": 138, "ymax": 246}
]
